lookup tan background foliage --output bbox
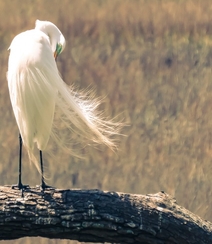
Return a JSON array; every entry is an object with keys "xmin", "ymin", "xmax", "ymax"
[{"xmin": 1, "ymin": 0, "xmax": 212, "ymax": 243}]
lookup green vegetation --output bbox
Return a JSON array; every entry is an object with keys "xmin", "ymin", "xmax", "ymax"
[{"xmin": 1, "ymin": 0, "xmax": 212, "ymax": 243}]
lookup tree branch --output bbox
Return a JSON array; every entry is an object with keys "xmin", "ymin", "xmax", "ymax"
[{"xmin": 0, "ymin": 186, "xmax": 211, "ymax": 243}]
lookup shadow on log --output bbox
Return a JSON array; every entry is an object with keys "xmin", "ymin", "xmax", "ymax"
[{"xmin": 0, "ymin": 186, "xmax": 211, "ymax": 243}]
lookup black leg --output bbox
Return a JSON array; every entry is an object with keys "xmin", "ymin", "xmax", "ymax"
[
  {"xmin": 18, "ymin": 134, "xmax": 22, "ymax": 188},
  {"xmin": 40, "ymin": 150, "xmax": 45, "ymax": 189},
  {"xmin": 40, "ymin": 150, "xmax": 53, "ymax": 191},
  {"xmin": 12, "ymin": 134, "xmax": 29, "ymax": 196}
]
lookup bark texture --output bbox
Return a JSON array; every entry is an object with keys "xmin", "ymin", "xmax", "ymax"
[{"xmin": 0, "ymin": 186, "xmax": 211, "ymax": 243}]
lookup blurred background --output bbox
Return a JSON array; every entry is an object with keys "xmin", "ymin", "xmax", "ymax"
[{"xmin": 1, "ymin": 0, "xmax": 212, "ymax": 243}]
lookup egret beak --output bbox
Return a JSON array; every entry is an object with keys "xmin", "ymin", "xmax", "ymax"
[
  {"xmin": 54, "ymin": 43, "xmax": 63, "ymax": 60},
  {"xmin": 54, "ymin": 50, "xmax": 58, "ymax": 60}
]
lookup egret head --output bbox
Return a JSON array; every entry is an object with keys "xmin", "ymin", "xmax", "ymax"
[{"xmin": 35, "ymin": 20, "xmax": 66, "ymax": 59}]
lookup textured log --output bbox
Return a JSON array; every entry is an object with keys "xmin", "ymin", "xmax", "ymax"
[{"xmin": 0, "ymin": 186, "xmax": 211, "ymax": 243}]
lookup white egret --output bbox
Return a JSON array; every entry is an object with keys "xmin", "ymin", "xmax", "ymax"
[{"xmin": 7, "ymin": 20, "xmax": 120, "ymax": 192}]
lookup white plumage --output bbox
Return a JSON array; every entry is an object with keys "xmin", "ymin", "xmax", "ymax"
[{"xmin": 7, "ymin": 20, "xmax": 120, "ymax": 187}]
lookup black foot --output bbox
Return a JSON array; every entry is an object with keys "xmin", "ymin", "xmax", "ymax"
[
  {"xmin": 12, "ymin": 183, "xmax": 29, "ymax": 190},
  {"xmin": 11, "ymin": 183, "xmax": 29, "ymax": 197},
  {"xmin": 39, "ymin": 182, "xmax": 54, "ymax": 191}
]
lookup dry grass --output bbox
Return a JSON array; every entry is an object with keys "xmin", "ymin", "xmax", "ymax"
[{"xmin": 1, "ymin": 0, "xmax": 212, "ymax": 243}]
